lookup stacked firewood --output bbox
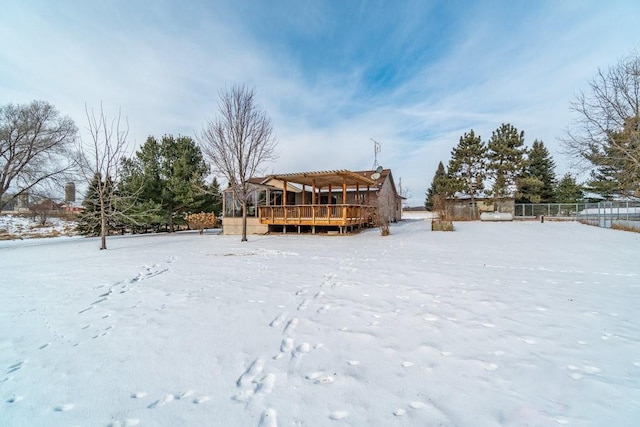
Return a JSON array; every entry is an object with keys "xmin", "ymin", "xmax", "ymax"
[{"xmin": 186, "ymin": 212, "xmax": 218, "ymax": 234}]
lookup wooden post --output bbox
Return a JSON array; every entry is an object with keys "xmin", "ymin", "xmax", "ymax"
[
  {"xmin": 342, "ymin": 176, "xmax": 347, "ymax": 205},
  {"xmin": 328, "ymin": 184, "xmax": 332, "ymax": 204},
  {"xmin": 312, "ymin": 179, "xmax": 316, "ymax": 204},
  {"xmin": 283, "ymin": 180, "xmax": 287, "ymax": 206},
  {"xmin": 302, "ymin": 184, "xmax": 306, "ymax": 205},
  {"xmin": 342, "ymin": 176, "xmax": 347, "ymax": 225},
  {"xmin": 356, "ymin": 183, "xmax": 360, "ymax": 204}
]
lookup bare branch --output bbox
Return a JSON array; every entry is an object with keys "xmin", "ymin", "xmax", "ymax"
[
  {"xmin": 77, "ymin": 103, "xmax": 131, "ymax": 249},
  {"xmin": 199, "ymin": 85, "xmax": 278, "ymax": 241},
  {"xmin": 0, "ymin": 101, "xmax": 78, "ymax": 210},
  {"xmin": 562, "ymin": 50, "xmax": 640, "ymax": 198}
]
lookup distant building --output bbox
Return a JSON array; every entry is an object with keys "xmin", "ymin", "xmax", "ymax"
[{"xmin": 65, "ymin": 182, "xmax": 76, "ymax": 203}]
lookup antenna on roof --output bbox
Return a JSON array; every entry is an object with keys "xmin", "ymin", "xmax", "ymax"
[
  {"xmin": 370, "ymin": 139, "xmax": 383, "ymax": 180},
  {"xmin": 371, "ymin": 138, "xmax": 381, "ymax": 170}
]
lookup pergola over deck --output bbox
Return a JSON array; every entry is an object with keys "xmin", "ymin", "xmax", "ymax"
[{"xmin": 259, "ymin": 170, "xmax": 378, "ymax": 233}]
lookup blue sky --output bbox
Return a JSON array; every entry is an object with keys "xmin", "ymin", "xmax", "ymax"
[{"xmin": 2, "ymin": 0, "xmax": 639, "ymax": 205}]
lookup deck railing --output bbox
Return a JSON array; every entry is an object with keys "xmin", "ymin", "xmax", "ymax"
[{"xmin": 258, "ymin": 204, "xmax": 374, "ymax": 226}]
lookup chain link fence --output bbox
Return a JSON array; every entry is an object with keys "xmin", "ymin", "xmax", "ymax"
[{"xmin": 514, "ymin": 201, "xmax": 640, "ymax": 231}]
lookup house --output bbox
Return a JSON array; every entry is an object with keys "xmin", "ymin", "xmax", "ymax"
[{"xmin": 222, "ymin": 169, "xmax": 403, "ymax": 235}]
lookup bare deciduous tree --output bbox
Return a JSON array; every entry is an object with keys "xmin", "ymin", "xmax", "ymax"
[
  {"xmin": 77, "ymin": 104, "xmax": 130, "ymax": 250},
  {"xmin": 200, "ymin": 85, "xmax": 277, "ymax": 241},
  {"xmin": 563, "ymin": 51, "xmax": 640, "ymax": 198},
  {"xmin": 0, "ymin": 100, "xmax": 78, "ymax": 210}
]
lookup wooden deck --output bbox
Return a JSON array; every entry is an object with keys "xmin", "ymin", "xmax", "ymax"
[{"xmin": 258, "ymin": 204, "xmax": 374, "ymax": 229}]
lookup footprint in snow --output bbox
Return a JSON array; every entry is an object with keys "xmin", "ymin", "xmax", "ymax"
[
  {"xmin": 147, "ymin": 394, "xmax": 174, "ymax": 408},
  {"xmin": 6, "ymin": 395, "xmax": 24, "ymax": 403},
  {"xmin": 54, "ymin": 403, "xmax": 74, "ymax": 412},
  {"xmin": 258, "ymin": 408, "xmax": 278, "ymax": 427},
  {"xmin": 7, "ymin": 360, "xmax": 26, "ymax": 374},
  {"xmin": 317, "ymin": 305, "xmax": 330, "ymax": 314},
  {"xmin": 269, "ymin": 312, "xmax": 287, "ymax": 327},
  {"xmin": 193, "ymin": 396, "xmax": 211, "ymax": 404},
  {"xmin": 315, "ymin": 374, "xmax": 335, "ymax": 384},
  {"xmin": 176, "ymin": 390, "xmax": 194, "ymax": 400},
  {"xmin": 255, "ymin": 374, "xmax": 276, "ymax": 394},
  {"xmin": 329, "ymin": 410, "xmax": 349, "ymax": 420},
  {"xmin": 566, "ymin": 364, "xmax": 601, "ymax": 379},
  {"xmin": 237, "ymin": 358, "xmax": 265, "ymax": 388},
  {"xmin": 288, "ymin": 343, "xmax": 310, "ymax": 372},
  {"xmin": 297, "ymin": 299, "xmax": 310, "ymax": 311},
  {"xmin": 274, "ymin": 338, "xmax": 294, "ymax": 359},
  {"xmin": 292, "ymin": 342, "xmax": 310, "ymax": 358},
  {"xmin": 482, "ymin": 362, "xmax": 499, "ymax": 371},
  {"xmin": 283, "ymin": 318, "xmax": 298, "ymax": 335}
]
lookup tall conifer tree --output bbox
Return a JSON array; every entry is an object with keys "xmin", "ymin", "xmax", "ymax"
[
  {"xmin": 555, "ymin": 173, "xmax": 584, "ymax": 203},
  {"xmin": 516, "ymin": 140, "xmax": 556, "ymax": 203},
  {"xmin": 448, "ymin": 130, "xmax": 487, "ymax": 219},
  {"xmin": 425, "ymin": 161, "xmax": 447, "ymax": 211},
  {"xmin": 486, "ymin": 123, "xmax": 528, "ymax": 208}
]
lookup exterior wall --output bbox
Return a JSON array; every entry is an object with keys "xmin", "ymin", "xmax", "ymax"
[
  {"xmin": 222, "ymin": 217, "xmax": 268, "ymax": 235},
  {"xmin": 376, "ymin": 177, "xmax": 402, "ymax": 222}
]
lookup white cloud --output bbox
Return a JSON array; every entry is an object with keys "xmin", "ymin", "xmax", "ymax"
[{"xmin": 2, "ymin": 0, "xmax": 640, "ymax": 206}]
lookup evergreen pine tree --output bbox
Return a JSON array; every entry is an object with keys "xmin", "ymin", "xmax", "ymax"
[
  {"xmin": 425, "ymin": 162, "xmax": 446, "ymax": 211},
  {"xmin": 448, "ymin": 130, "xmax": 487, "ymax": 219},
  {"xmin": 76, "ymin": 173, "xmax": 115, "ymax": 236},
  {"xmin": 555, "ymin": 173, "xmax": 584, "ymax": 203},
  {"xmin": 118, "ymin": 135, "xmax": 210, "ymax": 232},
  {"xmin": 159, "ymin": 135, "xmax": 209, "ymax": 231},
  {"xmin": 516, "ymin": 140, "xmax": 557, "ymax": 203},
  {"xmin": 585, "ymin": 117, "xmax": 639, "ymax": 199},
  {"xmin": 487, "ymin": 123, "xmax": 528, "ymax": 208},
  {"xmin": 76, "ymin": 173, "xmax": 102, "ymax": 236},
  {"xmin": 200, "ymin": 177, "xmax": 223, "ymax": 216}
]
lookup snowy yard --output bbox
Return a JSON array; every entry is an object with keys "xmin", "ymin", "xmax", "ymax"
[{"xmin": 1, "ymin": 214, "xmax": 639, "ymax": 426}]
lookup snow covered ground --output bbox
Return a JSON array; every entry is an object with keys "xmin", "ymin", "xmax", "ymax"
[
  {"xmin": 0, "ymin": 214, "xmax": 77, "ymax": 240},
  {"xmin": 1, "ymin": 213, "xmax": 639, "ymax": 426}
]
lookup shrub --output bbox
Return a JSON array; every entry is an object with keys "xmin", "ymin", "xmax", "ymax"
[{"xmin": 432, "ymin": 220, "xmax": 454, "ymax": 231}]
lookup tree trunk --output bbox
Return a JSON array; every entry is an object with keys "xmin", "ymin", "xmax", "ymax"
[
  {"xmin": 471, "ymin": 193, "xmax": 476, "ymax": 220},
  {"xmin": 241, "ymin": 201, "xmax": 248, "ymax": 242},
  {"xmin": 100, "ymin": 203, "xmax": 107, "ymax": 250}
]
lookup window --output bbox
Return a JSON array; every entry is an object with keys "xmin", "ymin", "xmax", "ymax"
[
  {"xmin": 271, "ymin": 190, "xmax": 282, "ymax": 206},
  {"xmin": 224, "ymin": 192, "xmax": 242, "ymax": 217}
]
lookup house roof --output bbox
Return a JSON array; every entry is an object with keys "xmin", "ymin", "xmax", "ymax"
[{"xmin": 267, "ymin": 170, "xmax": 377, "ymax": 188}]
